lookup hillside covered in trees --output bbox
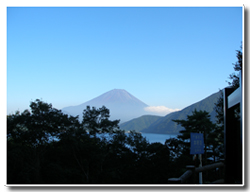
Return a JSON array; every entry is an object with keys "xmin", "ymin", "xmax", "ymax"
[{"xmin": 120, "ymin": 91, "xmax": 221, "ymax": 134}]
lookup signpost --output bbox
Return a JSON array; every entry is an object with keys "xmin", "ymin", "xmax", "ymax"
[
  {"xmin": 190, "ymin": 133, "xmax": 204, "ymax": 184},
  {"xmin": 190, "ymin": 133, "xmax": 204, "ymax": 155}
]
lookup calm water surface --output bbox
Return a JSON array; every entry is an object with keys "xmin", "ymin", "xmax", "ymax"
[
  {"xmin": 49, "ymin": 132, "xmax": 178, "ymax": 144},
  {"xmin": 141, "ymin": 132, "xmax": 178, "ymax": 144}
]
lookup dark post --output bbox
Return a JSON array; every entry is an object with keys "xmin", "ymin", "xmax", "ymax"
[
  {"xmin": 219, "ymin": 159, "xmax": 225, "ymax": 181},
  {"xmin": 186, "ymin": 165, "xmax": 196, "ymax": 184},
  {"xmin": 224, "ymin": 88, "xmax": 234, "ymax": 184},
  {"xmin": 223, "ymin": 87, "xmax": 242, "ymax": 184}
]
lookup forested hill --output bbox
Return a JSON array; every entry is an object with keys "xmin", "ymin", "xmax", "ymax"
[
  {"xmin": 120, "ymin": 91, "xmax": 222, "ymax": 134},
  {"xmin": 142, "ymin": 91, "xmax": 221, "ymax": 134},
  {"xmin": 120, "ymin": 115, "xmax": 162, "ymax": 132}
]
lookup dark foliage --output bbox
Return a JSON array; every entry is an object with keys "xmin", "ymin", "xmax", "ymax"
[
  {"xmin": 227, "ymin": 44, "xmax": 242, "ymax": 90},
  {"xmin": 7, "ymin": 100, "xmax": 173, "ymax": 184}
]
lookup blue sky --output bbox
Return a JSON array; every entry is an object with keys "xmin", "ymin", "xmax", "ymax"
[{"xmin": 7, "ymin": 7, "xmax": 242, "ymax": 115}]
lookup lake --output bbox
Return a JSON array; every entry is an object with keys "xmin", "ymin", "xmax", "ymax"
[
  {"xmin": 49, "ymin": 132, "xmax": 178, "ymax": 145},
  {"xmin": 140, "ymin": 132, "xmax": 178, "ymax": 144},
  {"xmin": 98, "ymin": 132, "xmax": 179, "ymax": 144}
]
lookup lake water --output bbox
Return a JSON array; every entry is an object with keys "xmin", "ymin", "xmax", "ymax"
[
  {"xmin": 49, "ymin": 132, "xmax": 178, "ymax": 145},
  {"xmin": 140, "ymin": 132, "xmax": 178, "ymax": 144},
  {"xmin": 99, "ymin": 132, "xmax": 178, "ymax": 144}
]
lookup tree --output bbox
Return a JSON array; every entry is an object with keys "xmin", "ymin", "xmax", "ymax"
[
  {"xmin": 7, "ymin": 99, "xmax": 79, "ymax": 184},
  {"xmin": 57, "ymin": 105, "xmax": 121, "ymax": 183},
  {"xmin": 82, "ymin": 106, "xmax": 120, "ymax": 135},
  {"xmin": 165, "ymin": 137, "xmax": 184, "ymax": 160},
  {"xmin": 172, "ymin": 109, "xmax": 216, "ymax": 166},
  {"xmin": 145, "ymin": 142, "xmax": 171, "ymax": 183},
  {"xmin": 227, "ymin": 43, "xmax": 242, "ymax": 90},
  {"xmin": 212, "ymin": 91, "xmax": 225, "ymax": 160},
  {"xmin": 7, "ymin": 99, "xmax": 78, "ymax": 146},
  {"xmin": 126, "ymin": 130, "xmax": 149, "ymax": 157},
  {"xmin": 213, "ymin": 44, "xmax": 243, "ymax": 159},
  {"xmin": 7, "ymin": 101, "xmax": 124, "ymax": 184},
  {"xmin": 215, "ymin": 44, "xmax": 242, "ymax": 124}
]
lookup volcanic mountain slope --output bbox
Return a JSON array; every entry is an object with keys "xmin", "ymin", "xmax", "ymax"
[{"xmin": 61, "ymin": 89, "xmax": 150, "ymax": 123}]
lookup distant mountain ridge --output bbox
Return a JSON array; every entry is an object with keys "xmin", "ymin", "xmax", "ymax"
[
  {"xmin": 120, "ymin": 115, "xmax": 162, "ymax": 132},
  {"xmin": 62, "ymin": 89, "xmax": 222, "ymax": 133},
  {"xmin": 119, "ymin": 91, "xmax": 221, "ymax": 134},
  {"xmin": 62, "ymin": 89, "xmax": 150, "ymax": 123}
]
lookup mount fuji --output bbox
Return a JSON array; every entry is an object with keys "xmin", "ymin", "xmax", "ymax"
[{"xmin": 61, "ymin": 89, "xmax": 151, "ymax": 123}]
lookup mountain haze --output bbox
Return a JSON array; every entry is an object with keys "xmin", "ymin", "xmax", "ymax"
[{"xmin": 62, "ymin": 89, "xmax": 150, "ymax": 123}]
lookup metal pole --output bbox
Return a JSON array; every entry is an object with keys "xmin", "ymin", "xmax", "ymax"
[
  {"xmin": 198, "ymin": 131, "xmax": 203, "ymax": 184},
  {"xmin": 199, "ymin": 154, "xmax": 202, "ymax": 184}
]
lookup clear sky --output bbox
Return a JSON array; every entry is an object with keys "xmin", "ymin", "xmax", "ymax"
[{"xmin": 7, "ymin": 7, "xmax": 242, "ymax": 115}]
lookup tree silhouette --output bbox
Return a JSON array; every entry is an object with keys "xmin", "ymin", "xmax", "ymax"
[
  {"xmin": 172, "ymin": 109, "xmax": 216, "ymax": 166},
  {"xmin": 213, "ymin": 43, "xmax": 243, "ymax": 160},
  {"xmin": 227, "ymin": 43, "xmax": 242, "ymax": 89},
  {"xmin": 7, "ymin": 99, "xmax": 80, "ymax": 183},
  {"xmin": 82, "ymin": 106, "xmax": 120, "ymax": 135}
]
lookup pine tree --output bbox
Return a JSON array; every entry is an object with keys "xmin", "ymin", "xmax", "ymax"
[{"xmin": 173, "ymin": 109, "xmax": 216, "ymax": 165}]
